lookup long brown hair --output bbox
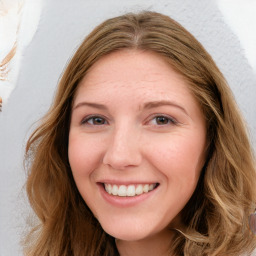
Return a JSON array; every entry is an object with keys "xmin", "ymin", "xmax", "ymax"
[{"xmin": 24, "ymin": 11, "xmax": 256, "ymax": 255}]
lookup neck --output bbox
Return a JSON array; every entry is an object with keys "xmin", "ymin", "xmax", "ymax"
[{"xmin": 115, "ymin": 229, "xmax": 175, "ymax": 256}]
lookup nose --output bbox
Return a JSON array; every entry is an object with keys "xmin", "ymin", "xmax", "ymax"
[{"xmin": 102, "ymin": 125, "xmax": 142, "ymax": 170}]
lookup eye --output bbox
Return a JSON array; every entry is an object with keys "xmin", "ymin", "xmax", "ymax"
[
  {"xmin": 81, "ymin": 115, "xmax": 107, "ymax": 125},
  {"xmin": 149, "ymin": 115, "xmax": 177, "ymax": 126}
]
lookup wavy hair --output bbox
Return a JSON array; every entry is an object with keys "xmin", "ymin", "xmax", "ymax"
[{"xmin": 24, "ymin": 11, "xmax": 256, "ymax": 255}]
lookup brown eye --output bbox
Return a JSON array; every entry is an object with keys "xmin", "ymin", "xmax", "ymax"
[
  {"xmin": 155, "ymin": 116, "xmax": 172, "ymax": 125},
  {"xmin": 82, "ymin": 116, "xmax": 107, "ymax": 125},
  {"xmin": 147, "ymin": 115, "xmax": 177, "ymax": 127},
  {"xmin": 92, "ymin": 117, "xmax": 106, "ymax": 125}
]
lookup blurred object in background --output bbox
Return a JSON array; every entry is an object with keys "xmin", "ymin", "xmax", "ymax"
[{"xmin": 0, "ymin": 0, "xmax": 42, "ymax": 111}]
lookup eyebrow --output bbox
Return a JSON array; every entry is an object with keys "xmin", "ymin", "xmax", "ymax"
[
  {"xmin": 73, "ymin": 100, "xmax": 188, "ymax": 116},
  {"xmin": 73, "ymin": 102, "xmax": 108, "ymax": 111},
  {"xmin": 143, "ymin": 100, "xmax": 189, "ymax": 116}
]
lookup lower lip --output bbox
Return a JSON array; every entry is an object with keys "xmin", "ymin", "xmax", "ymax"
[{"xmin": 98, "ymin": 183, "xmax": 159, "ymax": 207}]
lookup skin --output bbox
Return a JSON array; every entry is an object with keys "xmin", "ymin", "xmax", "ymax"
[{"xmin": 68, "ymin": 50, "xmax": 207, "ymax": 256}]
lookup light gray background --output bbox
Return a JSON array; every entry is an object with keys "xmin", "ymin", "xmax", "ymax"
[{"xmin": 0, "ymin": 0, "xmax": 255, "ymax": 255}]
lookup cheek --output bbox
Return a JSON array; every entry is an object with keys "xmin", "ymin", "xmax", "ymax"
[
  {"xmin": 68, "ymin": 134, "xmax": 103, "ymax": 177},
  {"xmin": 146, "ymin": 133, "xmax": 205, "ymax": 187}
]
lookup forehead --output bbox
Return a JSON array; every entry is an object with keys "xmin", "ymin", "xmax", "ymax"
[{"xmin": 74, "ymin": 50, "xmax": 194, "ymax": 104}]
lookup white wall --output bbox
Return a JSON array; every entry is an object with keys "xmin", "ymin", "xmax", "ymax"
[{"xmin": 0, "ymin": 0, "xmax": 255, "ymax": 255}]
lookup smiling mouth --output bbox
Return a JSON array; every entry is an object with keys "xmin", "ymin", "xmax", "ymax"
[{"xmin": 103, "ymin": 183, "xmax": 159, "ymax": 197}]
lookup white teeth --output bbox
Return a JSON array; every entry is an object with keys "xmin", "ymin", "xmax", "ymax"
[
  {"xmin": 105, "ymin": 184, "xmax": 111, "ymax": 193},
  {"xmin": 143, "ymin": 184, "xmax": 149, "ymax": 193},
  {"xmin": 112, "ymin": 185, "xmax": 118, "ymax": 195},
  {"xmin": 127, "ymin": 185, "xmax": 136, "ymax": 196},
  {"xmin": 135, "ymin": 185, "xmax": 143, "ymax": 195},
  {"xmin": 118, "ymin": 185, "xmax": 127, "ymax": 197},
  {"xmin": 104, "ymin": 183, "xmax": 157, "ymax": 197}
]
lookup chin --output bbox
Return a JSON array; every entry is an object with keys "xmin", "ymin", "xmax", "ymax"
[
  {"xmin": 105, "ymin": 228, "xmax": 150, "ymax": 242},
  {"xmin": 99, "ymin": 217, "xmax": 160, "ymax": 242}
]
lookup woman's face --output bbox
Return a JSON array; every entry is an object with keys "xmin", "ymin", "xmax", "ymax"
[{"xmin": 68, "ymin": 50, "xmax": 206, "ymax": 241}]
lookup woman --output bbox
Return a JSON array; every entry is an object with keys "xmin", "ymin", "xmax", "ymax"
[{"xmin": 24, "ymin": 11, "xmax": 256, "ymax": 256}]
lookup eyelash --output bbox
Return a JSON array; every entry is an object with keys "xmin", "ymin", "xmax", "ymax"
[
  {"xmin": 80, "ymin": 114, "xmax": 177, "ymax": 127},
  {"xmin": 147, "ymin": 115, "xmax": 177, "ymax": 126},
  {"xmin": 81, "ymin": 115, "xmax": 108, "ymax": 125}
]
